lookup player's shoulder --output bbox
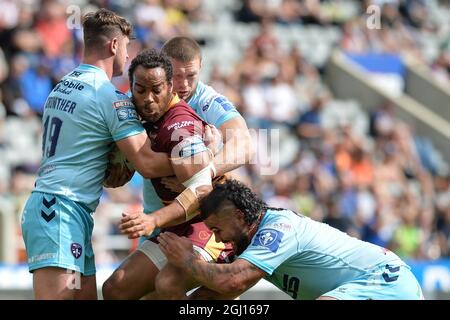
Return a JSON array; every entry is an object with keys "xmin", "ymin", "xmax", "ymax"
[
  {"xmin": 194, "ymin": 81, "xmax": 216, "ymax": 98},
  {"xmin": 73, "ymin": 65, "xmax": 121, "ymax": 101},
  {"xmin": 189, "ymin": 81, "xmax": 235, "ymax": 112},
  {"xmin": 96, "ymin": 79, "xmax": 123, "ymax": 97},
  {"xmin": 259, "ymin": 209, "xmax": 301, "ymax": 234}
]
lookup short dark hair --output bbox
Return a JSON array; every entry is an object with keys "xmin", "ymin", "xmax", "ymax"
[
  {"xmin": 128, "ymin": 48, "xmax": 173, "ymax": 85},
  {"xmin": 199, "ymin": 180, "xmax": 267, "ymax": 226},
  {"xmin": 82, "ymin": 9, "xmax": 132, "ymax": 50},
  {"xmin": 161, "ymin": 36, "xmax": 202, "ymax": 62}
]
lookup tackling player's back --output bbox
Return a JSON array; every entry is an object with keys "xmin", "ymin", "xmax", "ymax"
[{"xmin": 239, "ymin": 209, "xmax": 408, "ymax": 299}]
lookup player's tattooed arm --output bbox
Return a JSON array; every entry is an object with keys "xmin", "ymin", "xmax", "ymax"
[
  {"xmin": 158, "ymin": 232, "xmax": 266, "ymax": 296},
  {"xmin": 188, "ymin": 255, "xmax": 264, "ymax": 296}
]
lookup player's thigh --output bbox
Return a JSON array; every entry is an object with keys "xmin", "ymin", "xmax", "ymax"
[
  {"xmin": 156, "ymin": 244, "xmax": 216, "ymax": 293},
  {"xmin": 34, "ymin": 267, "xmax": 97, "ymax": 300},
  {"xmin": 103, "ymin": 241, "xmax": 162, "ymax": 299},
  {"xmin": 154, "ymin": 247, "xmax": 210, "ymax": 299},
  {"xmin": 33, "ymin": 267, "xmax": 77, "ymax": 300}
]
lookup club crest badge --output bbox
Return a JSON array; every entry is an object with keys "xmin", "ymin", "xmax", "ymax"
[
  {"xmin": 252, "ymin": 229, "xmax": 284, "ymax": 253},
  {"xmin": 71, "ymin": 243, "xmax": 82, "ymax": 259}
]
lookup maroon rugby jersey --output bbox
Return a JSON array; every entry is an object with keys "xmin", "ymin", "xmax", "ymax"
[
  {"xmin": 143, "ymin": 96, "xmax": 207, "ymax": 203},
  {"xmin": 143, "ymin": 95, "xmax": 234, "ymax": 263}
]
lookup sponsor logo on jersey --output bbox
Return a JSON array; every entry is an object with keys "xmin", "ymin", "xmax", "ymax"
[
  {"xmin": 57, "ymin": 79, "xmax": 84, "ymax": 90},
  {"xmin": 116, "ymin": 106, "xmax": 138, "ymax": 121},
  {"xmin": 113, "ymin": 99, "xmax": 134, "ymax": 109},
  {"xmin": 201, "ymin": 95, "xmax": 217, "ymax": 112},
  {"xmin": 113, "ymin": 99, "xmax": 138, "ymax": 121},
  {"xmin": 68, "ymin": 71, "xmax": 83, "ymax": 77},
  {"xmin": 202, "ymin": 97, "xmax": 211, "ymax": 112},
  {"xmin": 252, "ymin": 228, "xmax": 284, "ymax": 253},
  {"xmin": 213, "ymin": 96, "xmax": 234, "ymax": 111},
  {"xmin": 117, "ymin": 108, "xmax": 129, "ymax": 120},
  {"xmin": 53, "ymin": 79, "xmax": 85, "ymax": 95},
  {"xmin": 268, "ymin": 222, "xmax": 292, "ymax": 232},
  {"xmin": 198, "ymin": 230, "xmax": 210, "ymax": 240},
  {"xmin": 167, "ymin": 120, "xmax": 196, "ymax": 131}
]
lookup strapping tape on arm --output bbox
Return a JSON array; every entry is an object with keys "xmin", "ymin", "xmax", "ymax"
[{"xmin": 175, "ymin": 165, "xmax": 212, "ymax": 221}]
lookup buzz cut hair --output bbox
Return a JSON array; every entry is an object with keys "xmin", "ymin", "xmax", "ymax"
[
  {"xmin": 161, "ymin": 36, "xmax": 202, "ymax": 63},
  {"xmin": 82, "ymin": 8, "xmax": 133, "ymax": 51}
]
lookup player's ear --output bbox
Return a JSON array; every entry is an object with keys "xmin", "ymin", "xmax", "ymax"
[
  {"xmin": 168, "ymin": 79, "xmax": 173, "ymax": 92},
  {"xmin": 110, "ymin": 38, "xmax": 118, "ymax": 55}
]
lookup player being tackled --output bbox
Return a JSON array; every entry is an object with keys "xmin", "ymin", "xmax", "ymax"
[{"xmin": 103, "ymin": 49, "xmax": 234, "ymax": 299}]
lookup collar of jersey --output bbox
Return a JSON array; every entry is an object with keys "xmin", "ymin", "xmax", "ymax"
[
  {"xmin": 167, "ymin": 93, "xmax": 180, "ymax": 110},
  {"xmin": 144, "ymin": 94, "xmax": 181, "ymax": 126},
  {"xmin": 186, "ymin": 81, "xmax": 203, "ymax": 104},
  {"xmin": 78, "ymin": 64, "xmax": 109, "ymax": 79}
]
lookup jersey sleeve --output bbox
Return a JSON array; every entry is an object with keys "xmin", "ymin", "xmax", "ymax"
[
  {"xmin": 193, "ymin": 91, "xmax": 242, "ymax": 128},
  {"xmin": 99, "ymin": 86, "xmax": 145, "ymax": 141},
  {"xmin": 238, "ymin": 215, "xmax": 299, "ymax": 275},
  {"xmin": 159, "ymin": 111, "xmax": 208, "ymax": 159}
]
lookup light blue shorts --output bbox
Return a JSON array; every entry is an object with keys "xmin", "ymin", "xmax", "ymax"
[
  {"xmin": 324, "ymin": 263, "xmax": 424, "ymax": 300},
  {"xmin": 21, "ymin": 191, "xmax": 96, "ymax": 276}
]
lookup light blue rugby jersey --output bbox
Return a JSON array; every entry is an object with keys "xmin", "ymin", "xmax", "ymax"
[
  {"xmin": 239, "ymin": 209, "xmax": 406, "ymax": 300},
  {"xmin": 34, "ymin": 64, "xmax": 145, "ymax": 211},
  {"xmin": 142, "ymin": 81, "xmax": 242, "ymax": 214}
]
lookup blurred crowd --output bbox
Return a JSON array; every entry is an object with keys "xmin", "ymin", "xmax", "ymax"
[{"xmin": 1, "ymin": 0, "xmax": 450, "ymax": 265}]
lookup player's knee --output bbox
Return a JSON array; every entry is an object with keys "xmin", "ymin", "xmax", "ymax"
[
  {"xmin": 35, "ymin": 289, "xmax": 75, "ymax": 300},
  {"xmin": 102, "ymin": 270, "xmax": 127, "ymax": 300},
  {"xmin": 155, "ymin": 271, "xmax": 183, "ymax": 299}
]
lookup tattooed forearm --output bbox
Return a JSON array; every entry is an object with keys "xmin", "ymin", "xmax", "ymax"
[
  {"xmin": 183, "ymin": 257, "xmax": 266, "ymax": 295},
  {"xmin": 185, "ymin": 254, "xmax": 227, "ymax": 292}
]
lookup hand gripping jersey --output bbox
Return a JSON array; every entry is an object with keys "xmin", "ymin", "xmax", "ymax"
[{"xmin": 34, "ymin": 64, "xmax": 144, "ymax": 211}]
